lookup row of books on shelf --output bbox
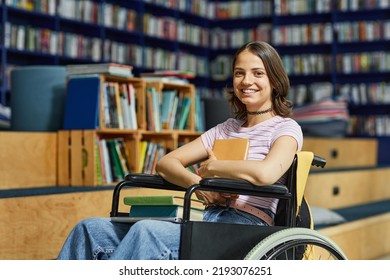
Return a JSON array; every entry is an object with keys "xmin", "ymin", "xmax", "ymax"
[
  {"xmin": 211, "ymin": 53, "xmax": 333, "ymax": 78},
  {"xmin": 337, "ymin": 82, "xmax": 390, "ymax": 105},
  {"xmin": 146, "ymin": 88, "xmax": 192, "ymax": 132},
  {"xmin": 6, "ymin": 0, "xmax": 275, "ymax": 21},
  {"xmin": 336, "ymin": 0, "xmax": 390, "ymax": 11},
  {"xmin": 274, "ymin": 0, "xmax": 332, "ymax": 14},
  {"xmin": 336, "ymin": 52, "xmax": 389, "ymax": 74},
  {"xmin": 349, "ymin": 115, "xmax": 390, "ymax": 137},
  {"xmin": 288, "ymin": 82, "xmax": 333, "ymax": 106},
  {"xmin": 95, "ymin": 137, "xmax": 131, "ymax": 185},
  {"xmin": 4, "ymin": 22, "xmax": 209, "ymax": 76},
  {"xmin": 143, "ymin": 14, "xmax": 209, "ymax": 47},
  {"xmin": 144, "ymin": 0, "xmax": 209, "ymax": 18},
  {"xmin": 275, "ymin": 0, "xmax": 389, "ymax": 14},
  {"xmin": 210, "ymin": 0, "xmax": 272, "ymax": 19},
  {"xmin": 6, "ymin": 5, "xmax": 211, "ymax": 48},
  {"xmin": 336, "ymin": 20, "xmax": 390, "ymax": 42},
  {"xmin": 95, "ymin": 137, "xmax": 182, "ymax": 185},
  {"xmin": 103, "ymin": 80, "xmax": 138, "ymax": 130},
  {"xmin": 5, "ymin": 0, "xmax": 57, "ymax": 14},
  {"xmin": 282, "ymin": 54, "xmax": 332, "ymax": 76},
  {"xmin": 4, "ymin": 22, "xmax": 102, "ymax": 61},
  {"xmin": 6, "ymin": 0, "xmax": 137, "ymax": 30},
  {"xmin": 210, "ymin": 24, "xmax": 272, "ymax": 50},
  {"xmin": 272, "ymin": 52, "xmax": 390, "ymax": 77},
  {"xmin": 272, "ymin": 23, "xmax": 333, "ymax": 46},
  {"xmin": 139, "ymin": 141, "xmax": 166, "ymax": 175},
  {"xmin": 272, "ymin": 20, "xmax": 390, "ymax": 46},
  {"xmin": 95, "ymin": 138, "xmax": 166, "ymax": 185},
  {"xmin": 58, "ymin": 0, "xmax": 100, "ymax": 24}
]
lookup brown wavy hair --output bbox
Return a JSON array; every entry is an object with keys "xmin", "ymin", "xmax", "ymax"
[{"xmin": 226, "ymin": 41, "xmax": 292, "ymax": 120}]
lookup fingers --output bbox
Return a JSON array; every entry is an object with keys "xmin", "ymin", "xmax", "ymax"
[{"xmin": 207, "ymin": 148, "xmax": 216, "ymax": 160}]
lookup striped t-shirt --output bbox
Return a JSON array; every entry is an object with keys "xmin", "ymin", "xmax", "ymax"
[{"xmin": 200, "ymin": 116, "xmax": 303, "ymax": 214}]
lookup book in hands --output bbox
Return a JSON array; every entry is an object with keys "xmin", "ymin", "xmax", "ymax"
[{"xmin": 212, "ymin": 138, "xmax": 249, "ymax": 160}]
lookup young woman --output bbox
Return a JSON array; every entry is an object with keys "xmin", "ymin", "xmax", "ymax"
[{"xmin": 57, "ymin": 41, "xmax": 303, "ymax": 260}]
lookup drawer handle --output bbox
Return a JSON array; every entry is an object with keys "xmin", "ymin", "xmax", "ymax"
[
  {"xmin": 330, "ymin": 149, "xmax": 338, "ymax": 159},
  {"xmin": 333, "ymin": 186, "xmax": 340, "ymax": 196}
]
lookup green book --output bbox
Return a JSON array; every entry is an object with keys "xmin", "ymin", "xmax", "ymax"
[
  {"xmin": 123, "ymin": 195, "xmax": 204, "ymax": 210},
  {"xmin": 129, "ymin": 205, "xmax": 204, "ymax": 221},
  {"xmin": 178, "ymin": 97, "xmax": 192, "ymax": 130},
  {"xmin": 107, "ymin": 139, "xmax": 124, "ymax": 181}
]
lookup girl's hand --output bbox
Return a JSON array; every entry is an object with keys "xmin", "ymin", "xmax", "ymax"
[
  {"xmin": 198, "ymin": 148, "xmax": 216, "ymax": 178},
  {"xmin": 195, "ymin": 190, "xmax": 227, "ymax": 205}
]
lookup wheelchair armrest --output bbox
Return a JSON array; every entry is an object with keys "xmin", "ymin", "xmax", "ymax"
[
  {"xmin": 312, "ymin": 155, "xmax": 326, "ymax": 168},
  {"xmin": 124, "ymin": 173, "xmax": 185, "ymax": 191},
  {"xmin": 198, "ymin": 177, "xmax": 289, "ymax": 196},
  {"xmin": 110, "ymin": 174, "xmax": 186, "ymax": 217}
]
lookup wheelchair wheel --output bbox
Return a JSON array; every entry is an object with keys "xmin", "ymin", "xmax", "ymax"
[{"xmin": 244, "ymin": 228, "xmax": 347, "ymax": 260}]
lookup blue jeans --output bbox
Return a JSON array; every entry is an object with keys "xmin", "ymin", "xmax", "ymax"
[{"xmin": 57, "ymin": 206, "xmax": 271, "ymax": 260}]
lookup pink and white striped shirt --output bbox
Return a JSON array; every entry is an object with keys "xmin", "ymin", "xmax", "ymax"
[{"xmin": 201, "ymin": 116, "xmax": 303, "ymax": 214}]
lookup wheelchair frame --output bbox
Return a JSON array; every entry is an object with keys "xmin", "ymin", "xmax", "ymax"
[{"xmin": 110, "ymin": 152, "xmax": 346, "ymax": 260}]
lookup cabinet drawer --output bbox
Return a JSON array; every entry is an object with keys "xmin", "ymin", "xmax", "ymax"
[
  {"xmin": 305, "ymin": 168, "xmax": 390, "ymax": 209},
  {"xmin": 303, "ymin": 137, "xmax": 377, "ymax": 168}
]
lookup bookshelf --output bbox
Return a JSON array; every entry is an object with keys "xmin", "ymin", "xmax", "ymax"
[
  {"xmin": 58, "ymin": 74, "xmax": 199, "ymax": 186},
  {"xmin": 0, "ymin": 0, "xmax": 389, "ymax": 158}
]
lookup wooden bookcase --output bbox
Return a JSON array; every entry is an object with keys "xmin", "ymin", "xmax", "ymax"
[{"xmin": 58, "ymin": 75, "xmax": 200, "ymax": 187}]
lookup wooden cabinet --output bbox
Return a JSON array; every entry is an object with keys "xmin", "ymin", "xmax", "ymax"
[
  {"xmin": 305, "ymin": 167, "xmax": 390, "ymax": 209},
  {"xmin": 58, "ymin": 76, "xmax": 200, "ymax": 186},
  {"xmin": 303, "ymin": 137, "xmax": 378, "ymax": 168},
  {"xmin": 0, "ymin": 132, "xmax": 57, "ymax": 189}
]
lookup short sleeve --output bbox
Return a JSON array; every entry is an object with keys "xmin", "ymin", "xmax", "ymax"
[{"xmin": 271, "ymin": 118, "xmax": 303, "ymax": 151}]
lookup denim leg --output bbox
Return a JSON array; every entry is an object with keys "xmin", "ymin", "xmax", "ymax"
[
  {"xmin": 57, "ymin": 218, "xmax": 181, "ymax": 260},
  {"xmin": 57, "ymin": 217, "xmax": 131, "ymax": 260},
  {"xmin": 110, "ymin": 220, "xmax": 181, "ymax": 260},
  {"xmin": 204, "ymin": 206, "xmax": 270, "ymax": 226}
]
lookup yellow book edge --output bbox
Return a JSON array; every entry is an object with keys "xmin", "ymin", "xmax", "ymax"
[{"xmin": 212, "ymin": 138, "xmax": 249, "ymax": 160}]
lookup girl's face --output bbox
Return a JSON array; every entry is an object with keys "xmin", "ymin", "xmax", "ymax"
[{"xmin": 233, "ymin": 50, "xmax": 273, "ymax": 111}]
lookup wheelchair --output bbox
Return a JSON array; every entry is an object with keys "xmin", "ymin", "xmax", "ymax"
[{"xmin": 110, "ymin": 151, "xmax": 347, "ymax": 260}]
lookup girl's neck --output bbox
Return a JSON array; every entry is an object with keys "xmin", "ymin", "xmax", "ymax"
[{"xmin": 243, "ymin": 112, "xmax": 275, "ymax": 127}]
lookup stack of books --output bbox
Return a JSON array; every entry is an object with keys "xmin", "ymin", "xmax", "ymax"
[
  {"xmin": 140, "ymin": 70, "xmax": 195, "ymax": 84},
  {"xmin": 66, "ymin": 63, "xmax": 134, "ymax": 78},
  {"xmin": 123, "ymin": 195, "xmax": 205, "ymax": 222},
  {"xmin": 292, "ymin": 100, "xmax": 350, "ymax": 137}
]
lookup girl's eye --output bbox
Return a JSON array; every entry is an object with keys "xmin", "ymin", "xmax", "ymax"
[
  {"xmin": 234, "ymin": 71, "xmax": 243, "ymax": 76},
  {"xmin": 255, "ymin": 72, "xmax": 264, "ymax": 76}
]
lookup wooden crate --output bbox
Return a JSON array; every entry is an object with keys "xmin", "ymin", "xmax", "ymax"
[
  {"xmin": 0, "ymin": 132, "xmax": 57, "ymax": 189},
  {"xmin": 57, "ymin": 130, "xmax": 97, "ymax": 186},
  {"xmin": 58, "ymin": 130, "xmax": 140, "ymax": 186}
]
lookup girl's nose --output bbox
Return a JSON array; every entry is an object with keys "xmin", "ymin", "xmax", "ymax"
[{"xmin": 242, "ymin": 74, "xmax": 253, "ymax": 85}]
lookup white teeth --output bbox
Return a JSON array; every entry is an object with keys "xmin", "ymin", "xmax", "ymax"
[{"xmin": 242, "ymin": 89, "xmax": 256, "ymax": 93}]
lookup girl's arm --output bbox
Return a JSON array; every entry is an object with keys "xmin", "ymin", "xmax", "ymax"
[
  {"xmin": 198, "ymin": 135, "xmax": 299, "ymax": 186},
  {"xmin": 156, "ymin": 137, "xmax": 208, "ymax": 188}
]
